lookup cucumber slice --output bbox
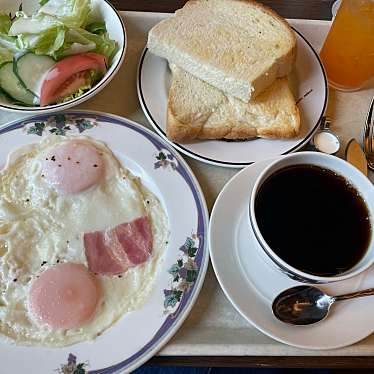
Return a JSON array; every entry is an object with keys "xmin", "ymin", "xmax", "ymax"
[
  {"xmin": 0, "ymin": 62, "xmax": 35, "ymax": 105},
  {"xmin": 0, "ymin": 87, "xmax": 11, "ymax": 103},
  {"xmin": 14, "ymin": 53, "xmax": 55, "ymax": 98}
]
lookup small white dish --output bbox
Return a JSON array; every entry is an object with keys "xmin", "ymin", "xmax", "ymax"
[
  {"xmin": 0, "ymin": 111, "xmax": 209, "ymax": 373},
  {"xmin": 0, "ymin": 0, "xmax": 126, "ymax": 113},
  {"xmin": 138, "ymin": 25, "xmax": 327, "ymax": 168},
  {"xmin": 209, "ymin": 157, "xmax": 374, "ymax": 349}
]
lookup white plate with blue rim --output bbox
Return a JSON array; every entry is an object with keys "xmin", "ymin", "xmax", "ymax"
[
  {"xmin": 0, "ymin": 111, "xmax": 209, "ymax": 373},
  {"xmin": 137, "ymin": 24, "xmax": 328, "ymax": 168},
  {"xmin": 209, "ymin": 158, "xmax": 374, "ymax": 349}
]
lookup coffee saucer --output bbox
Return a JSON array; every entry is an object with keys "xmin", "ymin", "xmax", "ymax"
[{"xmin": 209, "ymin": 157, "xmax": 374, "ymax": 350}]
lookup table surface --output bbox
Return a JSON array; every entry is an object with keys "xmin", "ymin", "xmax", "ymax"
[
  {"xmin": 113, "ymin": 0, "xmax": 335, "ymax": 20},
  {"xmin": 1, "ymin": 0, "xmax": 372, "ymax": 370},
  {"xmin": 103, "ymin": 2, "xmax": 374, "ymax": 369}
]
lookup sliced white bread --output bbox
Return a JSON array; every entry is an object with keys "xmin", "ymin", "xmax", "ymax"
[
  {"xmin": 148, "ymin": 0, "xmax": 296, "ymax": 102},
  {"xmin": 167, "ymin": 64, "xmax": 300, "ymax": 142}
]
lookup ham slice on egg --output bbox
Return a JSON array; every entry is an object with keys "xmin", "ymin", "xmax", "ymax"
[{"xmin": 84, "ymin": 216, "xmax": 153, "ymax": 276}]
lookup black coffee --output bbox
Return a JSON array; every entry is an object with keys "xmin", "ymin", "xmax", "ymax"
[{"xmin": 254, "ymin": 164, "xmax": 371, "ymax": 276}]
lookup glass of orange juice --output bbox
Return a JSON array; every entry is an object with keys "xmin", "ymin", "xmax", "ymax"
[{"xmin": 319, "ymin": 0, "xmax": 374, "ymax": 91}]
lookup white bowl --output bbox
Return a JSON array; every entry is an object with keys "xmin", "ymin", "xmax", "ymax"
[
  {"xmin": 0, "ymin": 0, "xmax": 126, "ymax": 113},
  {"xmin": 249, "ymin": 152, "xmax": 374, "ymax": 284}
]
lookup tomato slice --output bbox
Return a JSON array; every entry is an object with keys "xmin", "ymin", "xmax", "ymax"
[
  {"xmin": 40, "ymin": 53, "xmax": 107, "ymax": 106},
  {"xmin": 85, "ymin": 52, "xmax": 107, "ymax": 72}
]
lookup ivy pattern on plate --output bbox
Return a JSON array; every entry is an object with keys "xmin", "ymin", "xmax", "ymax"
[
  {"xmin": 24, "ymin": 114, "xmax": 96, "ymax": 136},
  {"xmin": 154, "ymin": 149, "xmax": 178, "ymax": 170},
  {"xmin": 57, "ymin": 354, "xmax": 88, "ymax": 374},
  {"xmin": 164, "ymin": 234, "xmax": 199, "ymax": 315}
]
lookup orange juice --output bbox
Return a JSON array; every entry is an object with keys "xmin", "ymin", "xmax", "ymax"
[{"xmin": 320, "ymin": 0, "xmax": 374, "ymax": 91}]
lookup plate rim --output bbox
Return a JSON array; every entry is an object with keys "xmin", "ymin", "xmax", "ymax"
[
  {"xmin": 137, "ymin": 26, "xmax": 328, "ymax": 168},
  {"xmin": 208, "ymin": 157, "xmax": 374, "ymax": 350},
  {"xmin": 0, "ymin": 110, "xmax": 210, "ymax": 373}
]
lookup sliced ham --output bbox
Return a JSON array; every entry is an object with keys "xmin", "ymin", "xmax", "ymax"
[
  {"xmin": 114, "ymin": 217, "xmax": 153, "ymax": 265},
  {"xmin": 83, "ymin": 231, "xmax": 124, "ymax": 276},
  {"xmin": 84, "ymin": 216, "xmax": 153, "ymax": 276}
]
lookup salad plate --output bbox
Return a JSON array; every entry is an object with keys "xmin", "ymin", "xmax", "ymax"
[
  {"xmin": 0, "ymin": 111, "xmax": 209, "ymax": 373},
  {"xmin": 209, "ymin": 158, "xmax": 374, "ymax": 349},
  {"xmin": 0, "ymin": 0, "xmax": 126, "ymax": 113},
  {"xmin": 137, "ymin": 25, "xmax": 328, "ymax": 168}
]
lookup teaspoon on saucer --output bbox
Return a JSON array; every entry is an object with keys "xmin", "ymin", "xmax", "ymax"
[{"xmin": 272, "ymin": 285, "xmax": 374, "ymax": 325}]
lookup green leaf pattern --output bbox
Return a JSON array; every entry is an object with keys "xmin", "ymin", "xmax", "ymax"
[
  {"xmin": 164, "ymin": 234, "xmax": 199, "ymax": 314},
  {"xmin": 57, "ymin": 354, "xmax": 88, "ymax": 374},
  {"xmin": 154, "ymin": 150, "xmax": 178, "ymax": 170},
  {"xmin": 26, "ymin": 122, "xmax": 46, "ymax": 136},
  {"xmin": 24, "ymin": 115, "xmax": 96, "ymax": 136}
]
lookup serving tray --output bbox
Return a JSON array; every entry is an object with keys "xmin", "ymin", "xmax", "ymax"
[{"xmin": 1, "ymin": 11, "xmax": 374, "ymax": 357}]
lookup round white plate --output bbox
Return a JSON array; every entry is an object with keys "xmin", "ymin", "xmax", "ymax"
[
  {"xmin": 209, "ymin": 158, "xmax": 374, "ymax": 349},
  {"xmin": 137, "ymin": 27, "xmax": 327, "ymax": 168},
  {"xmin": 0, "ymin": 111, "xmax": 209, "ymax": 373}
]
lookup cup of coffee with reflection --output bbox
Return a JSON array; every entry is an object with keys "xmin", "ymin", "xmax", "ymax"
[{"xmin": 249, "ymin": 152, "xmax": 374, "ymax": 284}]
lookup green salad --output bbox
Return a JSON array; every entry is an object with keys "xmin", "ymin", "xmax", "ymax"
[{"xmin": 0, "ymin": 0, "xmax": 119, "ymax": 106}]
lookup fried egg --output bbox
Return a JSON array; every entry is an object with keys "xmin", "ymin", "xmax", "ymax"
[{"xmin": 0, "ymin": 135, "xmax": 168, "ymax": 346}]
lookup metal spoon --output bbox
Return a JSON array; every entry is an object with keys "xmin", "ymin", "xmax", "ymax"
[
  {"xmin": 312, "ymin": 116, "xmax": 341, "ymax": 155},
  {"xmin": 272, "ymin": 285, "xmax": 374, "ymax": 325}
]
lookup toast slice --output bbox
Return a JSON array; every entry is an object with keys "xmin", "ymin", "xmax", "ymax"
[
  {"xmin": 148, "ymin": 0, "xmax": 296, "ymax": 102},
  {"xmin": 167, "ymin": 64, "xmax": 300, "ymax": 142}
]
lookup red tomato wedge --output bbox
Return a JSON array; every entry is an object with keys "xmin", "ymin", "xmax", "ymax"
[{"xmin": 40, "ymin": 53, "xmax": 107, "ymax": 106}]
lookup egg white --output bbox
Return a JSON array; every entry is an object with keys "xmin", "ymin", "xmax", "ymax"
[{"xmin": 0, "ymin": 135, "xmax": 169, "ymax": 346}]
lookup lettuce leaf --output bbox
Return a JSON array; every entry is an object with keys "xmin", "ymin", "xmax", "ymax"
[
  {"xmin": 0, "ymin": 45, "xmax": 13, "ymax": 64},
  {"xmin": 9, "ymin": 14, "xmax": 61, "ymax": 36},
  {"xmin": 52, "ymin": 27, "xmax": 117, "ymax": 62},
  {"xmin": 57, "ymin": 28, "xmax": 95, "ymax": 56},
  {"xmin": 82, "ymin": 30, "xmax": 117, "ymax": 62},
  {"xmin": 39, "ymin": 0, "xmax": 91, "ymax": 28},
  {"xmin": 85, "ymin": 21, "xmax": 106, "ymax": 35},
  {"xmin": 0, "ymin": 13, "xmax": 18, "ymax": 63},
  {"xmin": 16, "ymin": 26, "xmax": 65, "ymax": 56},
  {"xmin": 59, "ymin": 84, "xmax": 90, "ymax": 102},
  {"xmin": 3, "ymin": 0, "xmax": 117, "ymax": 63},
  {"xmin": 9, "ymin": 0, "xmax": 91, "ymax": 37},
  {"xmin": 0, "ymin": 34, "xmax": 18, "ymax": 51},
  {"xmin": 0, "ymin": 13, "xmax": 11, "ymax": 34}
]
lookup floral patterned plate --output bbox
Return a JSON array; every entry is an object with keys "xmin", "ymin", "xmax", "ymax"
[{"xmin": 0, "ymin": 111, "xmax": 209, "ymax": 373}]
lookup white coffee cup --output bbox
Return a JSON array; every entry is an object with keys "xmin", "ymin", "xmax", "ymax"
[{"xmin": 249, "ymin": 151, "xmax": 374, "ymax": 284}]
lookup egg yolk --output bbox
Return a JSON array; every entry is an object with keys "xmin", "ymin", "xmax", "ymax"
[
  {"xmin": 41, "ymin": 141, "xmax": 104, "ymax": 194},
  {"xmin": 29, "ymin": 263, "xmax": 100, "ymax": 329}
]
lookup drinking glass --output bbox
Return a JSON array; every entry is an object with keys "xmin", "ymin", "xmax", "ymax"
[{"xmin": 319, "ymin": 0, "xmax": 374, "ymax": 91}]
